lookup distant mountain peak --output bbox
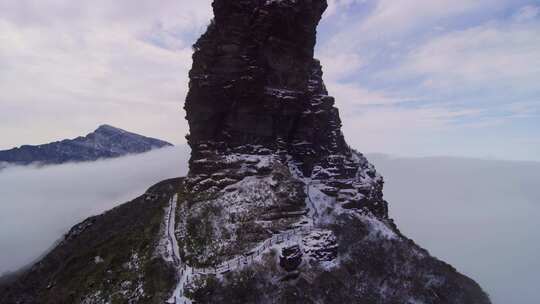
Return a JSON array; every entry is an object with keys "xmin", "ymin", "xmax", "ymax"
[
  {"xmin": 95, "ymin": 124, "xmax": 124, "ymax": 132},
  {"xmin": 94, "ymin": 124, "xmax": 130, "ymax": 135},
  {"xmin": 0, "ymin": 125, "xmax": 172, "ymax": 166}
]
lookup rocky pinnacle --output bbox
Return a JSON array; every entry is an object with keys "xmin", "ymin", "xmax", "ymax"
[
  {"xmin": 179, "ymin": 2, "xmax": 491, "ymax": 303},
  {"xmin": 185, "ymin": 0, "xmax": 348, "ymax": 176}
]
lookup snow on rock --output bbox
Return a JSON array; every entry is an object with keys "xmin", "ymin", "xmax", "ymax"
[
  {"xmin": 81, "ymin": 291, "xmax": 106, "ymax": 304},
  {"xmin": 361, "ymin": 214, "xmax": 398, "ymax": 240},
  {"xmin": 94, "ymin": 256, "xmax": 104, "ymax": 264},
  {"xmin": 302, "ymin": 229, "xmax": 338, "ymax": 268},
  {"xmin": 156, "ymin": 204, "xmax": 175, "ymax": 264}
]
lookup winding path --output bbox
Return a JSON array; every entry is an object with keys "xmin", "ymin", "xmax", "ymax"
[
  {"xmin": 188, "ymin": 178, "xmax": 319, "ymax": 276},
  {"xmin": 306, "ymin": 181, "xmax": 320, "ymax": 221},
  {"xmin": 165, "ymin": 177, "xmax": 321, "ymax": 302},
  {"xmin": 166, "ymin": 195, "xmax": 181, "ymax": 267},
  {"xmin": 166, "ymin": 195, "xmax": 192, "ymax": 304}
]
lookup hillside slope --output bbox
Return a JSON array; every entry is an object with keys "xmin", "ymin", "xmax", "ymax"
[{"xmin": 0, "ymin": 179, "xmax": 181, "ymax": 303}]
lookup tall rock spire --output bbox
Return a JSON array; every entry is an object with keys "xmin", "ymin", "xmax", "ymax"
[
  {"xmin": 185, "ymin": 0, "xmax": 348, "ymax": 177},
  {"xmin": 178, "ymin": 2, "xmax": 491, "ymax": 303}
]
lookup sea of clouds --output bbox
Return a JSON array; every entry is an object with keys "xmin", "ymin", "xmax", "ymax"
[
  {"xmin": 0, "ymin": 148, "xmax": 538, "ymax": 303},
  {"xmin": 369, "ymin": 154, "xmax": 540, "ymax": 304},
  {"xmin": 0, "ymin": 146, "xmax": 189, "ymax": 275}
]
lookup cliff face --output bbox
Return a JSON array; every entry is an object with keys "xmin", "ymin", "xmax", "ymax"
[
  {"xmin": 186, "ymin": 0, "xmax": 347, "ymax": 175},
  {"xmin": 185, "ymin": 0, "xmax": 387, "ymax": 218}
]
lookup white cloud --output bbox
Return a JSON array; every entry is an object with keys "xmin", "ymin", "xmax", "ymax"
[
  {"xmin": 513, "ymin": 4, "xmax": 540, "ymax": 22},
  {"xmin": 318, "ymin": 52, "xmax": 365, "ymax": 81},
  {"xmin": 323, "ymin": 0, "xmax": 507, "ymax": 53},
  {"xmin": 325, "ymin": 0, "xmax": 367, "ymax": 18},
  {"xmin": 369, "ymin": 155, "xmax": 540, "ymax": 304},
  {"xmin": 0, "ymin": 0, "xmax": 213, "ymax": 30},
  {"xmin": 328, "ymin": 82, "xmax": 406, "ymax": 107},
  {"xmin": 341, "ymin": 105, "xmax": 483, "ymax": 154},
  {"xmin": 360, "ymin": 0, "xmax": 495, "ymax": 34},
  {"xmin": 317, "ymin": 1, "xmax": 540, "ymax": 161},
  {"xmin": 396, "ymin": 22, "xmax": 540, "ymax": 91}
]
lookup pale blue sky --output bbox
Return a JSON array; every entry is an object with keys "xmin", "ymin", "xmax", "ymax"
[
  {"xmin": 317, "ymin": 0, "xmax": 540, "ymax": 161},
  {"xmin": 0, "ymin": 0, "xmax": 538, "ymax": 161}
]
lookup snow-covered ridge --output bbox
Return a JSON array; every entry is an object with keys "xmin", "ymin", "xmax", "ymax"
[{"xmin": 166, "ymin": 149, "xmax": 399, "ymax": 299}]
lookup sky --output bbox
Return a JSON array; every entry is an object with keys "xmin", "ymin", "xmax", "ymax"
[
  {"xmin": 1, "ymin": 148, "xmax": 538, "ymax": 303},
  {"xmin": 0, "ymin": 0, "xmax": 539, "ymax": 160}
]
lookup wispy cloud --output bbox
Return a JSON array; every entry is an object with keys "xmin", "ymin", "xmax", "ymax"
[
  {"xmin": 0, "ymin": 0, "xmax": 212, "ymax": 149},
  {"xmin": 394, "ymin": 21, "xmax": 540, "ymax": 94},
  {"xmin": 513, "ymin": 4, "xmax": 540, "ymax": 22},
  {"xmin": 318, "ymin": 0, "xmax": 540, "ymax": 160}
]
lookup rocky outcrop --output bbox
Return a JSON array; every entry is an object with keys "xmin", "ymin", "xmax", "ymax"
[
  {"xmin": 280, "ymin": 245, "xmax": 303, "ymax": 272},
  {"xmin": 0, "ymin": 124, "xmax": 172, "ymax": 166},
  {"xmin": 185, "ymin": 0, "xmax": 387, "ymax": 219},
  {"xmin": 180, "ymin": 1, "xmax": 491, "ymax": 303},
  {"xmin": 186, "ymin": 0, "xmax": 345, "ymax": 168}
]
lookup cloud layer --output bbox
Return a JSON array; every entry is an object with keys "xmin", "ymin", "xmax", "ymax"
[
  {"xmin": 0, "ymin": 146, "xmax": 189, "ymax": 274},
  {"xmin": 370, "ymin": 154, "xmax": 540, "ymax": 304}
]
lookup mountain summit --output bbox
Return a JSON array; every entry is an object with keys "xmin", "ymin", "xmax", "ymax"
[
  {"xmin": 0, "ymin": 125, "xmax": 172, "ymax": 166},
  {"xmin": 0, "ymin": 1, "xmax": 490, "ymax": 303}
]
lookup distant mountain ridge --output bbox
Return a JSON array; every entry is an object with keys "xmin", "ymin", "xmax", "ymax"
[{"xmin": 0, "ymin": 125, "xmax": 172, "ymax": 166}]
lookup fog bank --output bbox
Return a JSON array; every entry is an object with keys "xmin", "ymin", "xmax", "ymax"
[
  {"xmin": 0, "ymin": 146, "xmax": 189, "ymax": 274},
  {"xmin": 369, "ymin": 154, "xmax": 540, "ymax": 304}
]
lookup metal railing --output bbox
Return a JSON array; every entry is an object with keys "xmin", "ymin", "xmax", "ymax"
[
  {"xmin": 168, "ymin": 177, "xmax": 320, "ymax": 300},
  {"xmin": 186, "ymin": 225, "xmax": 314, "ymax": 279}
]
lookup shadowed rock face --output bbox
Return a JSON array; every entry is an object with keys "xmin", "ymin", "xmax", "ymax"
[{"xmin": 186, "ymin": 0, "xmax": 347, "ymax": 176}]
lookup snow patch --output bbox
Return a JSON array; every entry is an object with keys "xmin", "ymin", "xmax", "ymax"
[
  {"xmin": 362, "ymin": 215, "xmax": 397, "ymax": 240},
  {"xmin": 94, "ymin": 256, "xmax": 104, "ymax": 264}
]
